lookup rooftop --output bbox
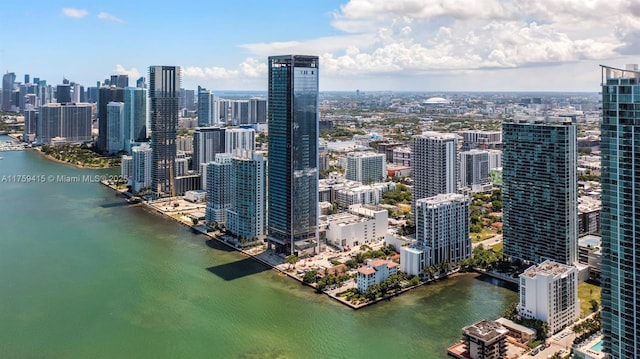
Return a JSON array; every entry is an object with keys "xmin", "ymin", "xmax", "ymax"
[
  {"xmin": 463, "ymin": 320, "xmax": 508, "ymax": 342},
  {"xmin": 521, "ymin": 260, "xmax": 575, "ymax": 279}
]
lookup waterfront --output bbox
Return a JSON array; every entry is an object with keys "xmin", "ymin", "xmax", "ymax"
[{"xmin": 0, "ymin": 139, "xmax": 518, "ymax": 358}]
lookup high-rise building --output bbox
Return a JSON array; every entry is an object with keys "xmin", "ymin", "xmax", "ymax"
[
  {"xmin": 600, "ymin": 64, "xmax": 640, "ymax": 358},
  {"xmin": 136, "ymin": 77, "xmax": 146, "ymax": 88},
  {"xmin": 37, "ymin": 103, "xmax": 92, "ymax": 144},
  {"xmin": 225, "ymin": 127, "xmax": 255, "ymax": 156},
  {"xmin": 502, "ymin": 117, "xmax": 577, "ymax": 265},
  {"xmin": 192, "ymin": 127, "xmax": 225, "ymax": 173},
  {"xmin": 131, "ymin": 143, "xmax": 153, "ymax": 193},
  {"xmin": 2, "ymin": 72, "xmax": 16, "ymax": 112},
  {"xmin": 231, "ymin": 100, "xmax": 249, "ymax": 125},
  {"xmin": 517, "ymin": 260, "xmax": 579, "ymax": 334},
  {"xmin": 124, "ymin": 87, "xmax": 147, "ymax": 146},
  {"xmin": 149, "ymin": 66, "xmax": 180, "ymax": 197},
  {"xmin": 461, "ymin": 130, "xmax": 502, "ymax": 151},
  {"xmin": 110, "ymin": 74, "xmax": 129, "ymax": 88},
  {"xmin": 23, "ymin": 107, "xmax": 37, "ymax": 142},
  {"xmin": 226, "ymin": 152, "xmax": 267, "ymax": 242},
  {"xmin": 411, "ymin": 132, "xmax": 457, "ymax": 216},
  {"xmin": 344, "ymin": 152, "xmax": 386, "ymax": 184},
  {"xmin": 459, "ymin": 149, "xmax": 491, "ymax": 192},
  {"xmin": 97, "ymin": 86, "xmax": 125, "ymax": 152},
  {"xmin": 267, "ymin": 54, "xmax": 319, "ymax": 255},
  {"xmin": 56, "ymin": 84, "xmax": 72, "ymax": 104},
  {"xmin": 248, "ymin": 98, "xmax": 267, "ymax": 123},
  {"xmin": 205, "ymin": 154, "xmax": 233, "ymax": 225},
  {"xmin": 415, "ymin": 193, "xmax": 471, "ymax": 266},
  {"xmin": 106, "ymin": 102, "xmax": 125, "ymax": 154},
  {"xmin": 197, "ymin": 86, "xmax": 217, "ymax": 126}
]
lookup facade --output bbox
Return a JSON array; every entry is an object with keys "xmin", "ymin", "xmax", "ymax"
[
  {"xmin": 411, "ymin": 132, "xmax": 457, "ymax": 215},
  {"xmin": 131, "ymin": 143, "xmax": 153, "ymax": 193},
  {"xmin": 97, "ymin": 86, "xmax": 125, "ymax": 152},
  {"xmin": 149, "ymin": 66, "xmax": 180, "ymax": 198},
  {"xmin": 415, "ymin": 193, "xmax": 471, "ymax": 266},
  {"xmin": 324, "ymin": 204, "xmax": 387, "ymax": 250},
  {"xmin": 37, "ymin": 103, "xmax": 92, "ymax": 144},
  {"xmin": 106, "ymin": 102, "xmax": 125, "ymax": 154},
  {"xmin": 226, "ymin": 152, "xmax": 267, "ymax": 242},
  {"xmin": 192, "ymin": 127, "xmax": 226, "ymax": 173},
  {"xmin": 356, "ymin": 259, "xmax": 399, "ymax": 293},
  {"xmin": 2, "ymin": 72, "xmax": 16, "ymax": 112},
  {"xmin": 124, "ymin": 87, "xmax": 147, "ymax": 146},
  {"xmin": 231, "ymin": 100, "xmax": 249, "ymax": 125},
  {"xmin": 459, "ymin": 149, "xmax": 491, "ymax": 193},
  {"xmin": 400, "ymin": 245, "xmax": 427, "ymax": 277},
  {"xmin": 225, "ymin": 127, "xmax": 255, "ymax": 156},
  {"xmin": 205, "ymin": 154, "xmax": 233, "ymax": 225},
  {"xmin": 502, "ymin": 117, "xmax": 578, "ymax": 265},
  {"xmin": 248, "ymin": 98, "xmax": 267, "ymax": 123},
  {"xmin": 197, "ymin": 86, "xmax": 217, "ymax": 126},
  {"xmin": 461, "ymin": 130, "xmax": 502, "ymax": 150},
  {"xmin": 518, "ymin": 260, "xmax": 579, "ymax": 334},
  {"xmin": 600, "ymin": 64, "xmax": 640, "ymax": 358},
  {"xmin": 461, "ymin": 320, "xmax": 508, "ymax": 359},
  {"xmin": 23, "ymin": 107, "xmax": 37, "ymax": 142},
  {"xmin": 267, "ymin": 55, "xmax": 319, "ymax": 255},
  {"xmin": 121, "ymin": 155, "xmax": 133, "ymax": 182},
  {"xmin": 392, "ymin": 146, "xmax": 411, "ymax": 166},
  {"xmin": 345, "ymin": 152, "xmax": 386, "ymax": 184}
]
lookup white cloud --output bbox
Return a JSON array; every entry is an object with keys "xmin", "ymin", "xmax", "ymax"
[
  {"xmin": 62, "ymin": 8, "xmax": 88, "ymax": 19},
  {"xmin": 183, "ymin": 58, "xmax": 267, "ymax": 80},
  {"xmin": 114, "ymin": 64, "xmax": 140, "ymax": 80},
  {"xmin": 98, "ymin": 12, "xmax": 124, "ymax": 23}
]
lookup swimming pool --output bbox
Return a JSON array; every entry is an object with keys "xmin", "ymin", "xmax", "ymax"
[{"xmin": 590, "ymin": 339, "xmax": 604, "ymax": 352}]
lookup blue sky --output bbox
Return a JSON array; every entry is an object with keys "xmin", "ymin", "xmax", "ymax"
[{"xmin": 1, "ymin": 0, "xmax": 639, "ymax": 92}]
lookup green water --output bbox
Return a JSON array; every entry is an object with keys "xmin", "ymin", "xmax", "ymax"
[{"xmin": 0, "ymin": 142, "xmax": 517, "ymax": 359}]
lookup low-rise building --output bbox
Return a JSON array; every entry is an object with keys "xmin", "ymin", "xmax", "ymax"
[
  {"xmin": 184, "ymin": 190, "xmax": 206, "ymax": 203},
  {"xmin": 356, "ymin": 259, "xmax": 398, "ymax": 293},
  {"xmin": 578, "ymin": 235, "xmax": 602, "ymax": 282},
  {"xmin": 494, "ymin": 317, "xmax": 536, "ymax": 344},
  {"xmin": 461, "ymin": 320, "xmax": 508, "ymax": 359},
  {"xmin": 325, "ymin": 204, "xmax": 387, "ymax": 251},
  {"xmin": 518, "ymin": 260, "xmax": 579, "ymax": 334}
]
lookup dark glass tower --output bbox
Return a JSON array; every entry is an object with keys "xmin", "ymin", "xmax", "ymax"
[
  {"xmin": 502, "ymin": 117, "xmax": 577, "ymax": 265},
  {"xmin": 600, "ymin": 64, "xmax": 640, "ymax": 359},
  {"xmin": 149, "ymin": 66, "xmax": 180, "ymax": 198},
  {"xmin": 97, "ymin": 86, "xmax": 125, "ymax": 152},
  {"xmin": 267, "ymin": 55, "xmax": 319, "ymax": 255}
]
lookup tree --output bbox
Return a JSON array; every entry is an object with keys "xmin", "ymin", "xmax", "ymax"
[
  {"xmin": 284, "ymin": 254, "xmax": 298, "ymax": 270},
  {"xmin": 303, "ymin": 270, "xmax": 318, "ymax": 284},
  {"xmin": 590, "ymin": 299, "xmax": 599, "ymax": 313}
]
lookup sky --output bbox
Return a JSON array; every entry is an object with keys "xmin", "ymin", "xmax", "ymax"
[{"xmin": 1, "ymin": 0, "xmax": 639, "ymax": 92}]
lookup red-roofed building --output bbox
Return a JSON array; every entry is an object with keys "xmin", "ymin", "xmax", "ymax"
[{"xmin": 357, "ymin": 259, "xmax": 398, "ymax": 293}]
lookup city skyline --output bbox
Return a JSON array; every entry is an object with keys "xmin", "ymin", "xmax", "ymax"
[{"xmin": 1, "ymin": 1, "xmax": 639, "ymax": 92}]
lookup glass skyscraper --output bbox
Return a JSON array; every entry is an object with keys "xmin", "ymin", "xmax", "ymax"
[
  {"xmin": 149, "ymin": 66, "xmax": 180, "ymax": 198},
  {"xmin": 267, "ymin": 55, "xmax": 319, "ymax": 255},
  {"xmin": 600, "ymin": 64, "xmax": 640, "ymax": 358},
  {"xmin": 502, "ymin": 117, "xmax": 577, "ymax": 265}
]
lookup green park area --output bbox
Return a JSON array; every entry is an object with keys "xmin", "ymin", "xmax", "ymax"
[{"xmin": 578, "ymin": 281, "xmax": 601, "ymax": 318}]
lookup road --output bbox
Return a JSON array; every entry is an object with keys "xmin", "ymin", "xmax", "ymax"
[{"xmin": 473, "ymin": 234, "xmax": 502, "ymax": 249}]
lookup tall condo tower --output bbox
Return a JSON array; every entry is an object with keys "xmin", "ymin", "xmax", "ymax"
[
  {"xmin": 600, "ymin": 64, "xmax": 640, "ymax": 358},
  {"xmin": 149, "ymin": 66, "xmax": 180, "ymax": 198},
  {"xmin": 267, "ymin": 55, "xmax": 319, "ymax": 255},
  {"xmin": 411, "ymin": 132, "xmax": 457, "ymax": 219},
  {"xmin": 502, "ymin": 116, "xmax": 577, "ymax": 265}
]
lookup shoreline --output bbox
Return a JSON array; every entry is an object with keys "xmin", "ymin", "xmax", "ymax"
[
  {"xmin": 30, "ymin": 147, "xmax": 119, "ymax": 170},
  {"xmin": 98, "ymin": 181, "xmax": 494, "ymax": 310}
]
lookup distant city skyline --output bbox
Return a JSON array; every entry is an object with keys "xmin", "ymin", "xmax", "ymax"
[{"xmin": 1, "ymin": 1, "xmax": 639, "ymax": 92}]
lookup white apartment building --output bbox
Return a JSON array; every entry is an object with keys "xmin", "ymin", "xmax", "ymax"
[
  {"xmin": 325, "ymin": 204, "xmax": 387, "ymax": 250},
  {"xmin": 130, "ymin": 143, "xmax": 152, "ymax": 193},
  {"xmin": 400, "ymin": 245, "xmax": 428, "ymax": 276},
  {"xmin": 415, "ymin": 193, "xmax": 471, "ymax": 266},
  {"xmin": 356, "ymin": 259, "xmax": 399, "ymax": 293},
  {"xmin": 518, "ymin": 260, "xmax": 579, "ymax": 334}
]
